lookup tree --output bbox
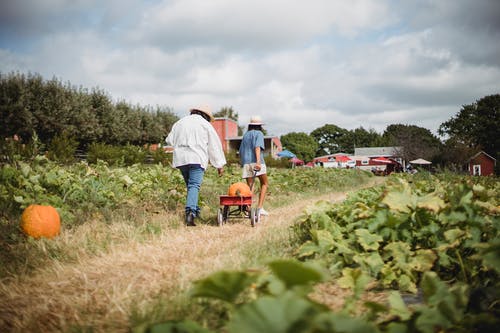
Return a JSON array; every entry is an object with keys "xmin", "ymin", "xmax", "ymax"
[
  {"xmin": 310, "ymin": 124, "xmax": 349, "ymax": 156},
  {"xmin": 338, "ymin": 127, "xmax": 383, "ymax": 154},
  {"xmin": 439, "ymin": 94, "xmax": 500, "ymax": 164},
  {"xmin": 280, "ymin": 132, "xmax": 318, "ymax": 162},
  {"xmin": 213, "ymin": 106, "xmax": 238, "ymax": 121},
  {"xmin": 0, "ymin": 72, "xmax": 179, "ymax": 149},
  {"xmin": 213, "ymin": 106, "xmax": 245, "ymax": 135},
  {"xmin": 382, "ymin": 124, "xmax": 442, "ymax": 162}
]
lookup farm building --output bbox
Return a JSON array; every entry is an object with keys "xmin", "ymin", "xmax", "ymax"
[
  {"xmin": 312, "ymin": 154, "xmax": 356, "ymax": 168},
  {"xmin": 468, "ymin": 151, "xmax": 496, "ymax": 176},
  {"xmin": 354, "ymin": 146, "xmax": 405, "ymax": 170},
  {"xmin": 213, "ymin": 117, "xmax": 282, "ymax": 158}
]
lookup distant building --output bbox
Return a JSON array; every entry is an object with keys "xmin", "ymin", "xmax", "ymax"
[
  {"xmin": 468, "ymin": 151, "xmax": 496, "ymax": 176},
  {"xmin": 354, "ymin": 147, "xmax": 403, "ymax": 158},
  {"xmin": 212, "ymin": 118, "xmax": 239, "ymax": 153},
  {"xmin": 212, "ymin": 117, "xmax": 282, "ymax": 158},
  {"xmin": 354, "ymin": 147, "xmax": 405, "ymax": 168}
]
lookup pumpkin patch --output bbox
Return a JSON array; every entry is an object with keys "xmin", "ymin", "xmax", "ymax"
[
  {"xmin": 20, "ymin": 204, "xmax": 61, "ymax": 239},
  {"xmin": 227, "ymin": 182, "xmax": 252, "ymax": 196}
]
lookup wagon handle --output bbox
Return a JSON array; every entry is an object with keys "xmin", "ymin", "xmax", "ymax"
[{"xmin": 249, "ymin": 169, "xmax": 258, "ymax": 192}]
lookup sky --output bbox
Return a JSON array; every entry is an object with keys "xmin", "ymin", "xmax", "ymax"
[{"xmin": 1, "ymin": 0, "xmax": 499, "ymax": 137}]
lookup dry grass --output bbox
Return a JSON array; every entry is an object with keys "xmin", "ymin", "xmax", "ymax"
[{"xmin": 0, "ymin": 178, "xmax": 384, "ymax": 332}]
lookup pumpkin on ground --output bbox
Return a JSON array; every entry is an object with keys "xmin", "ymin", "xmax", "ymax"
[
  {"xmin": 20, "ymin": 204, "xmax": 61, "ymax": 239},
  {"xmin": 228, "ymin": 182, "xmax": 252, "ymax": 196}
]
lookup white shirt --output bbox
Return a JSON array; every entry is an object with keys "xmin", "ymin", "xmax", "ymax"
[{"xmin": 166, "ymin": 114, "xmax": 226, "ymax": 169}]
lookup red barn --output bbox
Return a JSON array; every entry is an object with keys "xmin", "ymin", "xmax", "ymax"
[{"xmin": 468, "ymin": 151, "xmax": 496, "ymax": 176}]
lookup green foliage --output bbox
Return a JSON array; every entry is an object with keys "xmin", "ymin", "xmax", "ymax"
[
  {"xmin": 145, "ymin": 260, "xmax": 376, "ymax": 333},
  {"xmin": 87, "ymin": 143, "xmax": 148, "ymax": 166},
  {"xmin": 140, "ymin": 320, "xmax": 213, "ymax": 333},
  {"xmin": 310, "ymin": 124, "xmax": 349, "ymax": 156},
  {"xmin": 280, "ymin": 132, "xmax": 318, "ymax": 162},
  {"xmin": 145, "ymin": 173, "xmax": 499, "ymax": 332},
  {"xmin": 0, "ymin": 132, "xmax": 45, "ymax": 166},
  {"xmin": 439, "ymin": 94, "xmax": 500, "ymax": 171},
  {"xmin": 264, "ymin": 155, "xmax": 290, "ymax": 168},
  {"xmin": 382, "ymin": 124, "xmax": 442, "ymax": 162},
  {"xmin": 295, "ymin": 174, "xmax": 499, "ymax": 291},
  {"xmin": 148, "ymin": 146, "xmax": 172, "ymax": 165},
  {"xmin": 190, "ymin": 270, "xmax": 259, "ymax": 303},
  {"xmin": 46, "ymin": 131, "xmax": 79, "ymax": 164},
  {"xmin": 0, "ymin": 72, "xmax": 178, "ymax": 147}
]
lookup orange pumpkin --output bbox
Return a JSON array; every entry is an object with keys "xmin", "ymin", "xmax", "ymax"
[
  {"xmin": 228, "ymin": 182, "xmax": 252, "ymax": 196},
  {"xmin": 20, "ymin": 204, "xmax": 61, "ymax": 239}
]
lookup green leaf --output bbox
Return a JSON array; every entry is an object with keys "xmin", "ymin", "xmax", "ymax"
[
  {"xmin": 143, "ymin": 320, "xmax": 214, "ymax": 333},
  {"xmin": 190, "ymin": 270, "xmax": 258, "ymax": 303},
  {"xmin": 398, "ymin": 274, "xmax": 417, "ymax": 293},
  {"xmin": 416, "ymin": 193, "xmax": 446, "ymax": 213},
  {"xmin": 313, "ymin": 229, "xmax": 335, "ymax": 254},
  {"xmin": 415, "ymin": 307, "xmax": 451, "ymax": 333},
  {"xmin": 353, "ymin": 252, "xmax": 384, "ymax": 276},
  {"xmin": 312, "ymin": 312, "xmax": 380, "ymax": 333},
  {"xmin": 383, "ymin": 242, "xmax": 411, "ymax": 264},
  {"xmin": 385, "ymin": 322, "xmax": 410, "ymax": 333},
  {"xmin": 268, "ymin": 259, "xmax": 326, "ymax": 290},
  {"xmin": 227, "ymin": 292, "xmax": 319, "ymax": 333},
  {"xmin": 410, "ymin": 249, "xmax": 437, "ymax": 272},
  {"xmin": 296, "ymin": 240, "xmax": 321, "ymax": 258},
  {"xmin": 382, "ymin": 186, "xmax": 415, "ymax": 213},
  {"xmin": 388, "ymin": 291, "xmax": 412, "ymax": 321},
  {"xmin": 474, "ymin": 239, "xmax": 500, "ymax": 273},
  {"xmin": 355, "ymin": 228, "xmax": 383, "ymax": 251},
  {"xmin": 337, "ymin": 268, "xmax": 372, "ymax": 297},
  {"xmin": 443, "ymin": 228, "xmax": 466, "ymax": 243}
]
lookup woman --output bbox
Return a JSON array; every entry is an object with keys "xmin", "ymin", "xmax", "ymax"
[{"xmin": 238, "ymin": 116, "xmax": 269, "ymax": 217}]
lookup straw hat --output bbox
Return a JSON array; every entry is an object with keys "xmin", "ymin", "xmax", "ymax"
[
  {"xmin": 190, "ymin": 105, "xmax": 214, "ymax": 121},
  {"xmin": 249, "ymin": 115, "xmax": 264, "ymax": 125}
]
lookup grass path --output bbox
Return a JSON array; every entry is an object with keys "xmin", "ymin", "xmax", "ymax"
[{"xmin": 0, "ymin": 178, "xmax": 383, "ymax": 332}]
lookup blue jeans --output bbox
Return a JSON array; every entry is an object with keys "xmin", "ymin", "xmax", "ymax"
[{"xmin": 178, "ymin": 164, "xmax": 205, "ymax": 216}]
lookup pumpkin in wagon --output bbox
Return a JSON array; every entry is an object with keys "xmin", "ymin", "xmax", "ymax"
[
  {"xmin": 20, "ymin": 204, "xmax": 61, "ymax": 239},
  {"xmin": 228, "ymin": 182, "xmax": 252, "ymax": 196}
]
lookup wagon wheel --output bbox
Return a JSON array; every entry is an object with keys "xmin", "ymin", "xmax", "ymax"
[
  {"xmin": 250, "ymin": 208, "xmax": 258, "ymax": 227},
  {"xmin": 217, "ymin": 208, "xmax": 224, "ymax": 226}
]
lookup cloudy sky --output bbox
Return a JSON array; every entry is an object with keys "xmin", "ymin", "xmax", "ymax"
[{"xmin": 1, "ymin": 0, "xmax": 499, "ymax": 137}]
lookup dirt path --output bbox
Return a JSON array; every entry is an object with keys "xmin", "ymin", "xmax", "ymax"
[{"xmin": 0, "ymin": 181, "xmax": 381, "ymax": 332}]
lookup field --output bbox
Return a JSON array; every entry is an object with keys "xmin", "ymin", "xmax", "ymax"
[
  {"xmin": 1, "ymin": 160, "xmax": 377, "ymax": 332},
  {"xmin": 0, "ymin": 160, "xmax": 498, "ymax": 332}
]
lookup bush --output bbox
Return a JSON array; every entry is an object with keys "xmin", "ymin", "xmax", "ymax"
[
  {"xmin": 120, "ymin": 144, "xmax": 148, "ymax": 166},
  {"xmin": 0, "ymin": 133, "xmax": 44, "ymax": 165},
  {"xmin": 265, "ymin": 155, "xmax": 291, "ymax": 168},
  {"xmin": 46, "ymin": 131, "xmax": 78, "ymax": 164},
  {"xmin": 87, "ymin": 143, "xmax": 148, "ymax": 166},
  {"xmin": 148, "ymin": 146, "xmax": 172, "ymax": 165}
]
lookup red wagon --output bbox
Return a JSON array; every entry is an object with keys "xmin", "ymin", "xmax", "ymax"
[{"xmin": 217, "ymin": 171, "xmax": 260, "ymax": 227}]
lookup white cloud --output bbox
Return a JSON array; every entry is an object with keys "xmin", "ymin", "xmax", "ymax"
[
  {"xmin": 131, "ymin": 0, "xmax": 395, "ymax": 50},
  {"xmin": 1, "ymin": 0, "xmax": 499, "ymax": 139}
]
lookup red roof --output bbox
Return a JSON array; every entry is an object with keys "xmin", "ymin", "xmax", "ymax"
[
  {"xmin": 335, "ymin": 155, "xmax": 352, "ymax": 162},
  {"xmin": 371, "ymin": 156, "xmax": 394, "ymax": 164}
]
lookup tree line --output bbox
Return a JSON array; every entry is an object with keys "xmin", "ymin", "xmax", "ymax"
[
  {"xmin": 0, "ymin": 72, "xmax": 178, "ymax": 148},
  {"xmin": 1, "ymin": 72, "xmax": 498, "ymax": 172},
  {"xmin": 280, "ymin": 95, "xmax": 499, "ymax": 172}
]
